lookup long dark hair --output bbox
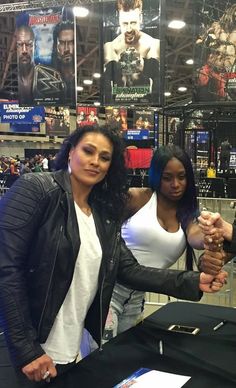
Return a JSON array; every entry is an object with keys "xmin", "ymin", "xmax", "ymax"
[
  {"xmin": 55, "ymin": 125, "xmax": 129, "ymax": 221},
  {"xmin": 148, "ymin": 144, "xmax": 198, "ymax": 270}
]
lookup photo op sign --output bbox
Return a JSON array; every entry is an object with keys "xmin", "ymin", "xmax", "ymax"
[
  {"xmin": 16, "ymin": 7, "xmax": 76, "ymax": 107},
  {"xmin": 0, "ymin": 103, "xmax": 44, "ymax": 124},
  {"xmin": 102, "ymin": 0, "xmax": 161, "ymax": 105},
  {"xmin": 193, "ymin": 0, "xmax": 236, "ymax": 102}
]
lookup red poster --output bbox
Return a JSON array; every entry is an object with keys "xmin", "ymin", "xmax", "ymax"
[{"xmin": 76, "ymin": 106, "xmax": 99, "ymax": 127}]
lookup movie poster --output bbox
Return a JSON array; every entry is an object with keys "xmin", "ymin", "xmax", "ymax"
[
  {"xmin": 193, "ymin": 0, "xmax": 236, "ymax": 102},
  {"xmin": 105, "ymin": 106, "xmax": 127, "ymax": 136},
  {"xmin": 102, "ymin": 0, "xmax": 161, "ymax": 105},
  {"xmin": 45, "ymin": 106, "xmax": 70, "ymax": 136},
  {"xmin": 16, "ymin": 7, "xmax": 76, "ymax": 107},
  {"xmin": 76, "ymin": 106, "xmax": 99, "ymax": 127}
]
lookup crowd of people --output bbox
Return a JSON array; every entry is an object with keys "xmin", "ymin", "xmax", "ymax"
[
  {"xmin": 0, "ymin": 154, "xmax": 57, "ymax": 178},
  {"xmin": 0, "ymin": 125, "xmax": 235, "ymax": 388}
]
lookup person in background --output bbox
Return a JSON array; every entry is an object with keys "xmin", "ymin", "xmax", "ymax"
[
  {"xmin": 0, "ymin": 126, "xmax": 226, "ymax": 387},
  {"xmin": 48, "ymin": 154, "xmax": 56, "ymax": 172},
  {"xmin": 41, "ymin": 155, "xmax": 49, "ymax": 172},
  {"xmin": 207, "ymin": 161, "xmax": 216, "ymax": 178},
  {"xmin": 20, "ymin": 159, "xmax": 32, "ymax": 175},
  {"xmin": 103, "ymin": 144, "xmax": 224, "ymax": 340},
  {"xmin": 220, "ymin": 138, "xmax": 232, "ymax": 171},
  {"xmin": 10, "ymin": 159, "xmax": 20, "ymax": 176}
]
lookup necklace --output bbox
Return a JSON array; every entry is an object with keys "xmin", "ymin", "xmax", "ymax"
[{"xmin": 80, "ymin": 206, "xmax": 92, "ymax": 216}]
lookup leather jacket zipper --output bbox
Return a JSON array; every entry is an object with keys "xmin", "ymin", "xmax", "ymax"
[
  {"xmin": 37, "ymin": 225, "xmax": 63, "ymax": 335},
  {"xmin": 99, "ymin": 230, "xmax": 120, "ymax": 351}
]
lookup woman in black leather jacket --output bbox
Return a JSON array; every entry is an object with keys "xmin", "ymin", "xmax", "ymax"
[{"xmin": 0, "ymin": 125, "xmax": 227, "ymax": 387}]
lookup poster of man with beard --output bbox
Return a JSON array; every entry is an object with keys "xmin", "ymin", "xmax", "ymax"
[
  {"xmin": 16, "ymin": 7, "xmax": 76, "ymax": 107},
  {"xmin": 16, "ymin": 25, "xmax": 36, "ymax": 106},
  {"xmin": 102, "ymin": 0, "xmax": 161, "ymax": 105}
]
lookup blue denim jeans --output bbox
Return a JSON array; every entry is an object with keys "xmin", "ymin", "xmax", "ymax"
[
  {"xmin": 103, "ymin": 283, "xmax": 145, "ymax": 341},
  {"xmin": 81, "ymin": 283, "xmax": 145, "ymax": 356}
]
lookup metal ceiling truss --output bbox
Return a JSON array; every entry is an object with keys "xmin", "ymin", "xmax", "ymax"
[{"xmin": 0, "ymin": 0, "xmax": 113, "ymax": 14}]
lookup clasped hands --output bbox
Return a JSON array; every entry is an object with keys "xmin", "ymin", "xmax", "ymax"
[{"xmin": 198, "ymin": 211, "xmax": 228, "ymax": 290}]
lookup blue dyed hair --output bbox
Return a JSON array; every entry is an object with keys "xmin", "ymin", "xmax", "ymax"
[{"xmin": 149, "ymin": 144, "xmax": 198, "ymax": 270}]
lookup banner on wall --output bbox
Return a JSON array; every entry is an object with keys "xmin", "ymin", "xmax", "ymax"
[
  {"xmin": 45, "ymin": 107, "xmax": 70, "ymax": 136},
  {"xmin": 193, "ymin": 0, "xmax": 236, "ymax": 102},
  {"xmin": 123, "ymin": 108, "xmax": 154, "ymax": 140},
  {"xmin": 76, "ymin": 106, "xmax": 99, "ymax": 127},
  {"xmin": 9, "ymin": 123, "xmax": 40, "ymax": 133},
  {"xmin": 16, "ymin": 7, "xmax": 76, "ymax": 107},
  {"xmin": 0, "ymin": 102, "xmax": 44, "ymax": 124},
  {"xmin": 105, "ymin": 106, "xmax": 127, "ymax": 135},
  {"xmin": 102, "ymin": 0, "xmax": 161, "ymax": 105}
]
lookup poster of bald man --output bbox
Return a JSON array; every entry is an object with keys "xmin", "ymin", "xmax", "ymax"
[
  {"xmin": 16, "ymin": 7, "xmax": 76, "ymax": 107},
  {"xmin": 102, "ymin": 0, "xmax": 161, "ymax": 105}
]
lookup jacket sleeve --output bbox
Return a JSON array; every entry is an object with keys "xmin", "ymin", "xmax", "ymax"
[
  {"xmin": 117, "ymin": 238, "xmax": 202, "ymax": 301},
  {"xmin": 0, "ymin": 174, "xmax": 49, "ymax": 367},
  {"xmin": 223, "ymin": 220, "xmax": 236, "ymax": 254}
]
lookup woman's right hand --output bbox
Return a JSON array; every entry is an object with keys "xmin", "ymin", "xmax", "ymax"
[
  {"xmin": 21, "ymin": 353, "xmax": 57, "ymax": 382},
  {"xmin": 199, "ymin": 249, "xmax": 226, "ymax": 276}
]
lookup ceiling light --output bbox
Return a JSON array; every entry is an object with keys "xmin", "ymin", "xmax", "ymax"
[
  {"xmin": 178, "ymin": 86, "xmax": 187, "ymax": 92},
  {"xmin": 83, "ymin": 79, "xmax": 93, "ymax": 85},
  {"xmin": 73, "ymin": 6, "xmax": 89, "ymax": 18},
  {"xmin": 186, "ymin": 59, "xmax": 194, "ymax": 65},
  {"xmin": 94, "ymin": 102, "xmax": 100, "ymax": 106},
  {"xmin": 93, "ymin": 73, "xmax": 101, "ymax": 79},
  {"xmin": 164, "ymin": 92, "xmax": 171, "ymax": 97},
  {"xmin": 168, "ymin": 20, "xmax": 186, "ymax": 29},
  {"xmin": 76, "ymin": 86, "xmax": 84, "ymax": 91}
]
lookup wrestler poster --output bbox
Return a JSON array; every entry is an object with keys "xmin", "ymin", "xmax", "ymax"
[
  {"xmin": 105, "ymin": 106, "xmax": 128, "ymax": 136},
  {"xmin": 101, "ymin": 0, "xmax": 161, "ymax": 105},
  {"xmin": 45, "ymin": 106, "xmax": 70, "ymax": 136},
  {"xmin": 76, "ymin": 106, "xmax": 99, "ymax": 127},
  {"xmin": 124, "ymin": 108, "xmax": 154, "ymax": 140},
  {"xmin": 16, "ymin": 7, "xmax": 76, "ymax": 107},
  {"xmin": 193, "ymin": 0, "xmax": 236, "ymax": 102}
]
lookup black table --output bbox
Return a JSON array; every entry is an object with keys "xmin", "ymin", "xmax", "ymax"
[
  {"xmin": 1, "ymin": 302, "xmax": 236, "ymax": 387},
  {"xmin": 70, "ymin": 302, "xmax": 236, "ymax": 388}
]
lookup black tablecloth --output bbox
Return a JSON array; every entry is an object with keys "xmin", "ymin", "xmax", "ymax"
[
  {"xmin": 69, "ymin": 302, "xmax": 236, "ymax": 388},
  {"xmin": 1, "ymin": 302, "xmax": 236, "ymax": 388}
]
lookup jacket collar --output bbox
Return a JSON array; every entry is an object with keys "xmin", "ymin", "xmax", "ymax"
[{"xmin": 52, "ymin": 169, "xmax": 72, "ymax": 194}]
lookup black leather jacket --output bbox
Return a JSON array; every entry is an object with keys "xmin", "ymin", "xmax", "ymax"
[
  {"xmin": 223, "ymin": 218, "xmax": 236, "ymax": 254},
  {"xmin": 0, "ymin": 170, "xmax": 202, "ymax": 368}
]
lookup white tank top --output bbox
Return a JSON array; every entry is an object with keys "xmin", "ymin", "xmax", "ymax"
[{"xmin": 122, "ymin": 192, "xmax": 186, "ymax": 268}]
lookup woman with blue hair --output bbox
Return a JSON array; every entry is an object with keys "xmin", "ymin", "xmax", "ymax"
[{"xmin": 103, "ymin": 144, "xmax": 224, "ymax": 340}]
